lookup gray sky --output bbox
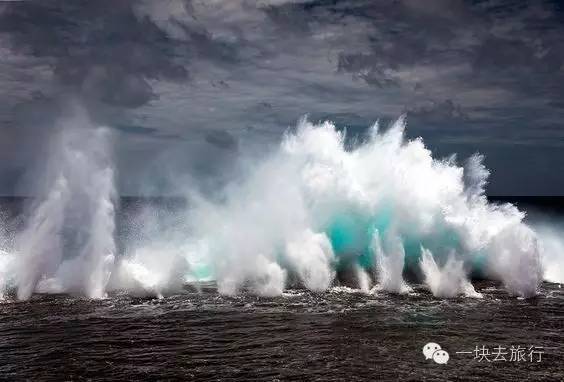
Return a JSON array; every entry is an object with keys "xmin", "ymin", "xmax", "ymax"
[{"xmin": 0, "ymin": 0, "xmax": 563, "ymax": 196}]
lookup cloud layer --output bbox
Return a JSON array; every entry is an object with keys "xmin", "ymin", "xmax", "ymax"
[{"xmin": 0, "ymin": 0, "xmax": 563, "ymax": 195}]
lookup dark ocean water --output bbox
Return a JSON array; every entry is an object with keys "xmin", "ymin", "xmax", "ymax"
[
  {"xmin": 0, "ymin": 283, "xmax": 562, "ymax": 381},
  {"xmin": 0, "ymin": 197, "xmax": 562, "ymax": 381}
]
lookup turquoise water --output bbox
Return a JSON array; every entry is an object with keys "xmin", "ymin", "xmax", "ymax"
[
  {"xmin": 323, "ymin": 207, "xmax": 476, "ymax": 274},
  {"xmin": 324, "ymin": 207, "xmax": 392, "ymax": 269},
  {"xmin": 190, "ymin": 206, "xmax": 485, "ymax": 281}
]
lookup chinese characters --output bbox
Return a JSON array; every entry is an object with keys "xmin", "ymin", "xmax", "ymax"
[{"xmin": 456, "ymin": 345, "xmax": 544, "ymax": 363}]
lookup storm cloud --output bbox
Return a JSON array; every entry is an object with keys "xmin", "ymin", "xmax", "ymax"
[{"xmin": 0, "ymin": 0, "xmax": 563, "ymax": 195}]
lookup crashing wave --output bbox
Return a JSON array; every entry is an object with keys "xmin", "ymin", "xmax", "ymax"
[{"xmin": 1, "ymin": 113, "xmax": 562, "ymax": 300}]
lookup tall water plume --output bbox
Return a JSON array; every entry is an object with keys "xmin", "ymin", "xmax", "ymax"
[{"xmin": 16, "ymin": 106, "xmax": 116, "ymax": 300}]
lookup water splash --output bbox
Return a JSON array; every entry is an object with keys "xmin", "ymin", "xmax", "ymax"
[
  {"xmin": 285, "ymin": 230, "xmax": 335, "ymax": 291},
  {"xmin": 3, "ymin": 115, "xmax": 561, "ymax": 300},
  {"xmin": 371, "ymin": 231, "xmax": 411, "ymax": 294},
  {"xmin": 533, "ymin": 223, "xmax": 564, "ymax": 284},
  {"xmin": 15, "ymin": 107, "xmax": 116, "ymax": 299},
  {"xmin": 354, "ymin": 264, "xmax": 371, "ymax": 293},
  {"xmin": 420, "ymin": 247, "xmax": 482, "ymax": 298},
  {"xmin": 174, "ymin": 117, "xmax": 545, "ymax": 297},
  {"xmin": 0, "ymin": 250, "xmax": 14, "ymax": 299}
]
